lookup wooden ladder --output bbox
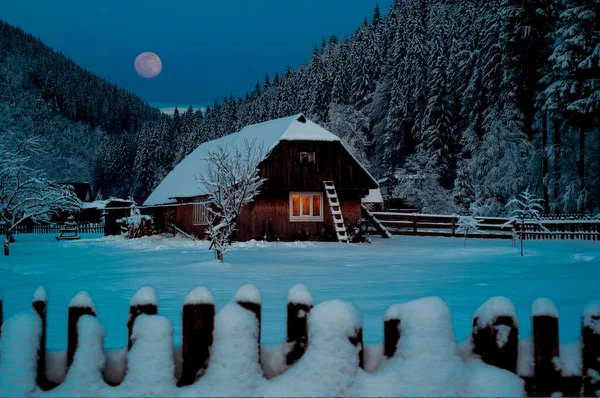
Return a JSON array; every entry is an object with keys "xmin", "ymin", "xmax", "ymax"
[{"xmin": 323, "ymin": 181, "xmax": 349, "ymax": 243}]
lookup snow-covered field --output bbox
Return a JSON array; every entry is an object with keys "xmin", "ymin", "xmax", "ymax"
[{"xmin": 1, "ymin": 233, "xmax": 598, "ymax": 350}]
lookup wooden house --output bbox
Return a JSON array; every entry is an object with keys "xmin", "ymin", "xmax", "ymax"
[{"xmin": 144, "ymin": 114, "xmax": 379, "ymax": 242}]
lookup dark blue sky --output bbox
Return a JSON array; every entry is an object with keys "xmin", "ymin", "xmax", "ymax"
[{"xmin": 2, "ymin": 0, "xmax": 392, "ymax": 108}]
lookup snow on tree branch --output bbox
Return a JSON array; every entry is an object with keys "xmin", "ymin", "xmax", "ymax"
[
  {"xmin": 503, "ymin": 187, "xmax": 549, "ymax": 256},
  {"xmin": 197, "ymin": 139, "xmax": 267, "ymax": 261},
  {"xmin": 1, "ymin": 133, "xmax": 82, "ymax": 256}
]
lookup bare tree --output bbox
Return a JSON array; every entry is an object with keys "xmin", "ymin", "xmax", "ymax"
[
  {"xmin": 197, "ymin": 139, "xmax": 266, "ymax": 261},
  {"xmin": 456, "ymin": 215, "xmax": 482, "ymax": 246},
  {"xmin": 504, "ymin": 188, "xmax": 548, "ymax": 256},
  {"xmin": 0, "ymin": 134, "xmax": 81, "ymax": 256}
]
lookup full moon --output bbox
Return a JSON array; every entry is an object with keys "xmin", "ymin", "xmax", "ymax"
[{"xmin": 134, "ymin": 52, "xmax": 162, "ymax": 78}]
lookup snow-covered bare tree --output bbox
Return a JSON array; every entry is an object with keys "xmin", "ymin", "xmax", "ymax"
[
  {"xmin": 456, "ymin": 212, "xmax": 482, "ymax": 247},
  {"xmin": 197, "ymin": 140, "xmax": 266, "ymax": 261},
  {"xmin": 504, "ymin": 187, "xmax": 548, "ymax": 256},
  {"xmin": 0, "ymin": 134, "xmax": 81, "ymax": 256}
]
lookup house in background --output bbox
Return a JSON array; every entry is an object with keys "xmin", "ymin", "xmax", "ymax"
[
  {"xmin": 144, "ymin": 114, "xmax": 379, "ymax": 242},
  {"xmin": 377, "ymin": 177, "xmax": 419, "ymax": 213}
]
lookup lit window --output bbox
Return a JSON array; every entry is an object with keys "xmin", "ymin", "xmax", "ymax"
[
  {"xmin": 193, "ymin": 203, "xmax": 210, "ymax": 225},
  {"xmin": 290, "ymin": 192, "xmax": 323, "ymax": 221},
  {"xmin": 299, "ymin": 152, "xmax": 316, "ymax": 164}
]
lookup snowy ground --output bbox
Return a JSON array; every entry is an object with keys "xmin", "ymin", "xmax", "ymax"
[{"xmin": 1, "ymin": 233, "xmax": 598, "ymax": 350}]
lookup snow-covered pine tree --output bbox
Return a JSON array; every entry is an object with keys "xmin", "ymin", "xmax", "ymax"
[
  {"xmin": 470, "ymin": 102, "xmax": 532, "ymax": 214},
  {"xmin": 419, "ymin": 2, "xmax": 454, "ymax": 188},
  {"xmin": 394, "ymin": 151, "xmax": 458, "ymax": 215},
  {"xmin": 327, "ymin": 104, "xmax": 371, "ymax": 170},
  {"xmin": 383, "ymin": 81, "xmax": 411, "ymax": 176},
  {"xmin": 308, "ymin": 46, "xmax": 331, "ymax": 123}
]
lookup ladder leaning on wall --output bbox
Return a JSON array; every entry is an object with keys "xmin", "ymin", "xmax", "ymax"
[{"xmin": 323, "ymin": 181, "xmax": 349, "ymax": 243}]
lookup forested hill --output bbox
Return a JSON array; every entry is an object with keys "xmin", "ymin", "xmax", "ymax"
[
  {"xmin": 169, "ymin": 0, "xmax": 599, "ymax": 216},
  {"xmin": 0, "ymin": 20, "xmax": 167, "ymax": 199},
  {"xmin": 2, "ymin": 0, "xmax": 599, "ymax": 216}
]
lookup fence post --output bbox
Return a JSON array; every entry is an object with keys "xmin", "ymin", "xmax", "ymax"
[
  {"xmin": 413, "ymin": 214, "xmax": 417, "ymax": 235},
  {"xmin": 178, "ymin": 287, "xmax": 215, "ymax": 387},
  {"xmin": 235, "ymin": 284, "xmax": 262, "ymax": 364},
  {"xmin": 128, "ymin": 286, "xmax": 158, "ymax": 350},
  {"xmin": 286, "ymin": 284, "xmax": 313, "ymax": 366},
  {"xmin": 531, "ymin": 299, "xmax": 561, "ymax": 397},
  {"xmin": 67, "ymin": 291, "xmax": 96, "ymax": 368},
  {"xmin": 582, "ymin": 300, "xmax": 600, "ymax": 397},
  {"xmin": 384, "ymin": 304, "xmax": 401, "ymax": 358},
  {"xmin": 471, "ymin": 297, "xmax": 519, "ymax": 373},
  {"xmin": 349, "ymin": 327, "xmax": 365, "ymax": 369},
  {"xmin": 32, "ymin": 287, "xmax": 52, "ymax": 391}
]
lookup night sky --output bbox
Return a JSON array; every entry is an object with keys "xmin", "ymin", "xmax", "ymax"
[{"xmin": 2, "ymin": 0, "xmax": 392, "ymax": 109}]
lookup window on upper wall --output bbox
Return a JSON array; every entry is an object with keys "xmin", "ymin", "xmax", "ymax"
[
  {"xmin": 193, "ymin": 203, "xmax": 210, "ymax": 225},
  {"xmin": 290, "ymin": 192, "xmax": 324, "ymax": 222},
  {"xmin": 299, "ymin": 152, "xmax": 316, "ymax": 164}
]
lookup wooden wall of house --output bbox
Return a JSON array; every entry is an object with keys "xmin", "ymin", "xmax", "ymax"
[
  {"xmin": 258, "ymin": 141, "xmax": 377, "ymax": 191},
  {"xmin": 237, "ymin": 190, "xmax": 363, "ymax": 242},
  {"xmin": 175, "ymin": 198, "xmax": 210, "ymax": 239}
]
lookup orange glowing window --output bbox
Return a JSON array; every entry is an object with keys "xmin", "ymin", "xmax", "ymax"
[{"xmin": 289, "ymin": 192, "xmax": 323, "ymax": 222}]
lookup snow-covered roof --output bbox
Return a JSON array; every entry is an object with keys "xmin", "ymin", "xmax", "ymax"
[
  {"xmin": 362, "ymin": 188, "xmax": 384, "ymax": 204},
  {"xmin": 145, "ymin": 114, "xmax": 376, "ymax": 206},
  {"xmin": 81, "ymin": 200, "xmax": 109, "ymax": 210}
]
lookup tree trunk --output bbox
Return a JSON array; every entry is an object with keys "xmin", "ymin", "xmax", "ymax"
[
  {"xmin": 4, "ymin": 227, "xmax": 10, "ymax": 256},
  {"xmin": 553, "ymin": 120, "xmax": 561, "ymax": 211},
  {"xmin": 520, "ymin": 219, "xmax": 524, "ymax": 257},
  {"xmin": 542, "ymin": 114, "xmax": 549, "ymax": 214}
]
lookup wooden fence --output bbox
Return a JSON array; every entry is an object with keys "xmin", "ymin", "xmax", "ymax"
[
  {"xmin": 0, "ymin": 286, "xmax": 598, "ymax": 396},
  {"xmin": 368, "ymin": 212, "xmax": 600, "ymax": 241},
  {"xmin": 0, "ymin": 222, "xmax": 104, "ymax": 235}
]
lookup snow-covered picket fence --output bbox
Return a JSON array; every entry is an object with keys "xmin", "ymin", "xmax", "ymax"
[
  {"xmin": 369, "ymin": 212, "xmax": 600, "ymax": 241},
  {"xmin": 0, "ymin": 287, "xmax": 599, "ymax": 396},
  {"xmin": 2, "ymin": 222, "xmax": 105, "ymax": 235}
]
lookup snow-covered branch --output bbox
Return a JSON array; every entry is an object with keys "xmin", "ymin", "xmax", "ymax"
[
  {"xmin": 1, "ymin": 133, "xmax": 82, "ymax": 255},
  {"xmin": 197, "ymin": 139, "xmax": 266, "ymax": 261}
]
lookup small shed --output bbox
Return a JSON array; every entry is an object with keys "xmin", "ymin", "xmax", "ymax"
[
  {"xmin": 103, "ymin": 199, "xmax": 135, "ymax": 236},
  {"xmin": 362, "ymin": 188, "xmax": 384, "ymax": 212}
]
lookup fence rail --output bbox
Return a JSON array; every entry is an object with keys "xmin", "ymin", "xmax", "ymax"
[
  {"xmin": 367, "ymin": 212, "xmax": 600, "ymax": 241},
  {"xmin": 0, "ymin": 222, "xmax": 104, "ymax": 235},
  {"xmin": 0, "ymin": 286, "xmax": 598, "ymax": 396}
]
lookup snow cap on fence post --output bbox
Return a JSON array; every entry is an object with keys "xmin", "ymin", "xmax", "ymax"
[
  {"xmin": 582, "ymin": 299, "xmax": 600, "ymax": 397},
  {"xmin": 235, "ymin": 284, "xmax": 262, "ymax": 363},
  {"xmin": 128, "ymin": 286, "xmax": 158, "ymax": 350},
  {"xmin": 472, "ymin": 296, "xmax": 519, "ymax": 373},
  {"xmin": 309, "ymin": 300, "xmax": 364, "ymax": 370},
  {"xmin": 286, "ymin": 284, "xmax": 313, "ymax": 366},
  {"xmin": 119, "ymin": 314, "xmax": 176, "ymax": 395},
  {"xmin": 178, "ymin": 287, "xmax": 215, "ymax": 387},
  {"xmin": 531, "ymin": 298, "xmax": 561, "ymax": 397},
  {"xmin": 51, "ymin": 315, "xmax": 107, "ymax": 395},
  {"xmin": 0, "ymin": 311, "xmax": 42, "ymax": 396},
  {"xmin": 384, "ymin": 304, "xmax": 402, "ymax": 358},
  {"xmin": 67, "ymin": 291, "xmax": 96, "ymax": 368},
  {"xmin": 32, "ymin": 286, "xmax": 52, "ymax": 390}
]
